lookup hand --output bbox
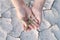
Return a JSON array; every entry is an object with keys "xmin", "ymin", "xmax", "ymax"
[
  {"xmin": 11, "ymin": 0, "xmax": 44, "ymax": 32},
  {"xmin": 20, "ymin": 6, "xmax": 41, "ymax": 31}
]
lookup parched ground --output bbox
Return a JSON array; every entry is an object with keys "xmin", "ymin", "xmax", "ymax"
[{"xmin": 0, "ymin": 0, "xmax": 60, "ymax": 40}]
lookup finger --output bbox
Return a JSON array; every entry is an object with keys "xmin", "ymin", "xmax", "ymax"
[
  {"xmin": 29, "ymin": 15, "xmax": 40, "ymax": 27},
  {"xmin": 33, "ymin": 19, "xmax": 40, "ymax": 25},
  {"xmin": 29, "ymin": 14, "xmax": 40, "ymax": 28},
  {"xmin": 30, "ymin": 23, "xmax": 37, "ymax": 30},
  {"xmin": 32, "ymin": 14, "xmax": 40, "ymax": 25},
  {"xmin": 32, "ymin": 21, "xmax": 39, "ymax": 29},
  {"xmin": 29, "ymin": 21, "xmax": 38, "ymax": 29},
  {"xmin": 31, "ymin": 18, "xmax": 40, "ymax": 29},
  {"xmin": 22, "ymin": 20, "xmax": 27, "ymax": 28},
  {"xmin": 29, "ymin": 24, "xmax": 35, "ymax": 29},
  {"xmin": 23, "ymin": 24, "xmax": 31, "ymax": 31},
  {"xmin": 33, "ymin": 15, "xmax": 41, "ymax": 25},
  {"xmin": 23, "ymin": 24, "xmax": 26, "ymax": 30},
  {"xmin": 32, "ymin": 23, "xmax": 39, "ymax": 30},
  {"xmin": 26, "ymin": 26, "xmax": 31, "ymax": 31},
  {"xmin": 29, "ymin": 15, "xmax": 38, "ymax": 25}
]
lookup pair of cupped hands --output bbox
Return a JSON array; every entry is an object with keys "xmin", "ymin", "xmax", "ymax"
[{"xmin": 17, "ymin": 4, "xmax": 42, "ymax": 31}]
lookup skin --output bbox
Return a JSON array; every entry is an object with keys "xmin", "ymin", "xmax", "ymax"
[{"xmin": 11, "ymin": 0, "xmax": 45, "ymax": 31}]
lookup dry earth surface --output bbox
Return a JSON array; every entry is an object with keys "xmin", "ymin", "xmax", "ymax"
[{"xmin": 0, "ymin": 0, "xmax": 60, "ymax": 40}]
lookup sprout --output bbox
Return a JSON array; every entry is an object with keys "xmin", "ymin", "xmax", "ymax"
[{"xmin": 22, "ymin": 17, "xmax": 34, "ymax": 30}]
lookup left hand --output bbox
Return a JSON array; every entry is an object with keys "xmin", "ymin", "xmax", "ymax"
[{"xmin": 22, "ymin": 6, "xmax": 42, "ymax": 31}]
